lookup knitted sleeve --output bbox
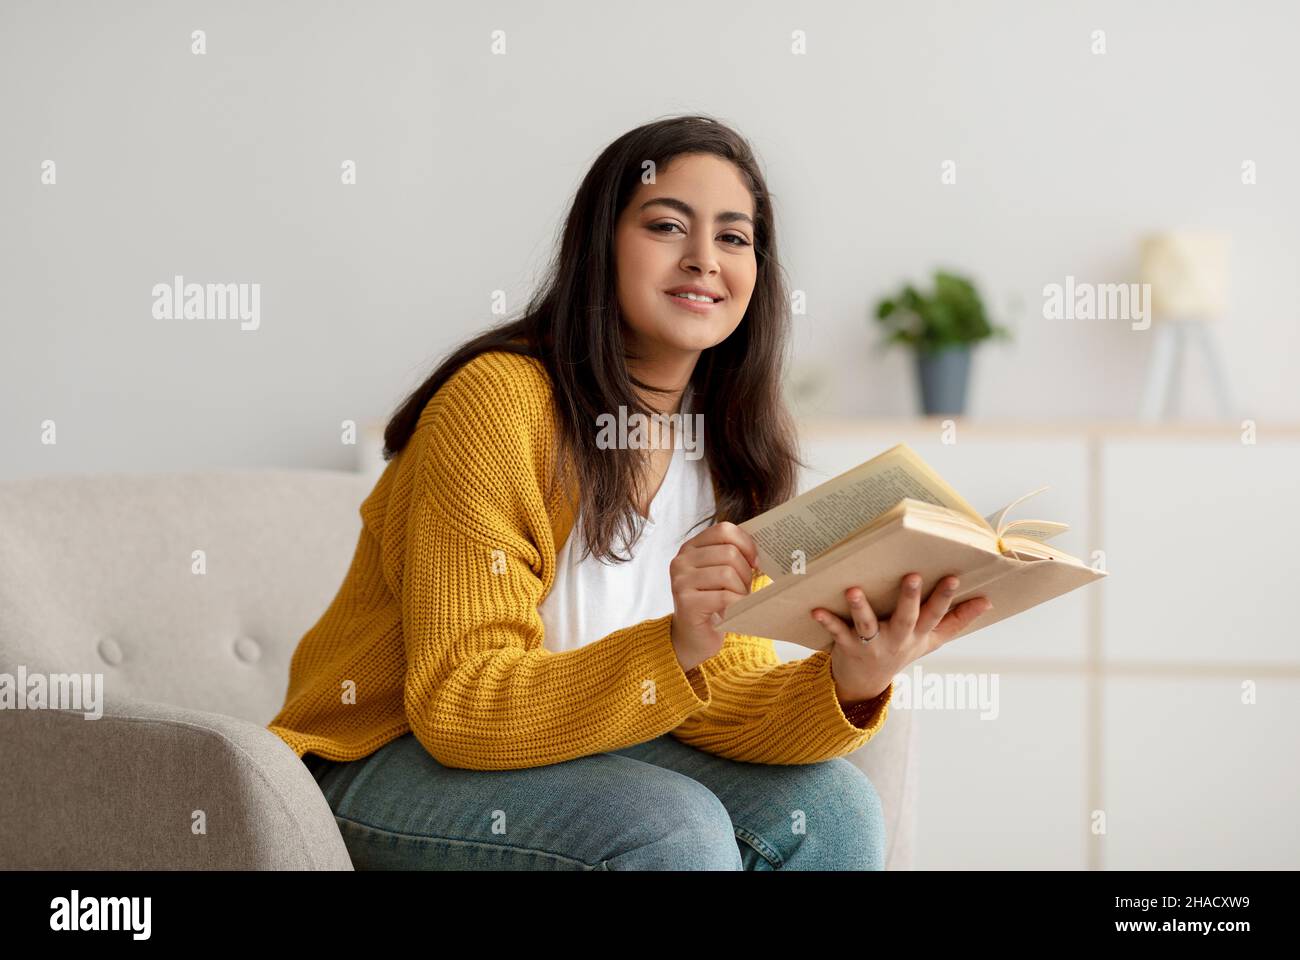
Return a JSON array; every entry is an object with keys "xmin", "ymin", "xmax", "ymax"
[
  {"xmin": 668, "ymin": 572, "xmax": 894, "ymax": 764},
  {"xmin": 392, "ymin": 354, "xmax": 715, "ymax": 770}
]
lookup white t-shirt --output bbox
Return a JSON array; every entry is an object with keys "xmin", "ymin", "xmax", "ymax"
[{"xmin": 540, "ymin": 435, "xmax": 716, "ymax": 653}]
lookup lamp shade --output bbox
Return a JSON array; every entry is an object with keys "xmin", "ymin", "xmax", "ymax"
[{"xmin": 1138, "ymin": 231, "xmax": 1229, "ymax": 322}]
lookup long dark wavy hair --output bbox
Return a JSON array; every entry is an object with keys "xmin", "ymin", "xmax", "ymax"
[{"xmin": 382, "ymin": 114, "xmax": 802, "ymax": 563}]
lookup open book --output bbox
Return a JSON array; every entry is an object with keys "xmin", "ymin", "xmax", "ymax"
[{"xmin": 719, "ymin": 442, "xmax": 1108, "ymax": 649}]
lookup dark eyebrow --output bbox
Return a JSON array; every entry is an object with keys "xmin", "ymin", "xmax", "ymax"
[{"xmin": 639, "ymin": 197, "xmax": 754, "ymax": 228}]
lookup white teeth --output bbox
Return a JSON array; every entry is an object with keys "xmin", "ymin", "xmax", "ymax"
[{"xmin": 672, "ymin": 292, "xmax": 718, "ymax": 302}]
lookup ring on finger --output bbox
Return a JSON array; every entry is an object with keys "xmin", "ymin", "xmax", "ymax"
[{"xmin": 848, "ymin": 590, "xmax": 879, "ymax": 642}]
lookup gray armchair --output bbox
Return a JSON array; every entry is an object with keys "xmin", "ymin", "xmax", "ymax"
[{"xmin": 0, "ymin": 468, "xmax": 916, "ymax": 869}]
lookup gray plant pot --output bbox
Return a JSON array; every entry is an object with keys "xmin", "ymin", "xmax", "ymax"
[{"xmin": 915, "ymin": 344, "xmax": 972, "ymax": 415}]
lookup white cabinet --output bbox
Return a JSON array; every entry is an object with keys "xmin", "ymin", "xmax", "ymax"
[
  {"xmin": 1104, "ymin": 676, "xmax": 1300, "ymax": 869},
  {"xmin": 1101, "ymin": 438, "xmax": 1300, "ymax": 665}
]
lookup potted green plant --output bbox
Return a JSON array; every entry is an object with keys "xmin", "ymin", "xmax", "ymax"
[{"xmin": 873, "ymin": 270, "xmax": 1011, "ymax": 415}]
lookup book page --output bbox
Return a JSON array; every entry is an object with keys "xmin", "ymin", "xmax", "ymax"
[
  {"xmin": 739, "ymin": 442, "xmax": 989, "ymax": 579},
  {"xmin": 984, "ymin": 485, "xmax": 1053, "ymax": 537},
  {"xmin": 998, "ymin": 519, "xmax": 1070, "ymax": 542}
]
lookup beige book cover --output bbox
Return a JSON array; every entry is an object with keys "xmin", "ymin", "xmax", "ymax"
[{"xmin": 719, "ymin": 442, "xmax": 1108, "ymax": 650}]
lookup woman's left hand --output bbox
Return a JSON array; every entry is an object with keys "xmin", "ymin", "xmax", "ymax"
[{"xmin": 812, "ymin": 572, "xmax": 993, "ymax": 704}]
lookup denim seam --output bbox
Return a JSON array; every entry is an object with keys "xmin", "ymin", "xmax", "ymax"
[
  {"xmin": 333, "ymin": 813, "xmax": 604, "ymax": 870},
  {"xmin": 733, "ymin": 825, "xmax": 784, "ymax": 869}
]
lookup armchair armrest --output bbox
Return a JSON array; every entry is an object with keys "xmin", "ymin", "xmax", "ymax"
[{"xmin": 0, "ymin": 692, "xmax": 353, "ymax": 870}]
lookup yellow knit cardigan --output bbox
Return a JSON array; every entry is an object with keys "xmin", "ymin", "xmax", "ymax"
[{"xmin": 267, "ymin": 349, "xmax": 893, "ymax": 769}]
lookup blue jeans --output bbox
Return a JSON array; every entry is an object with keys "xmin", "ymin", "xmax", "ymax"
[{"xmin": 303, "ymin": 731, "xmax": 886, "ymax": 870}]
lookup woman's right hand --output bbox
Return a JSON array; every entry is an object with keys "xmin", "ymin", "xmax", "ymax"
[{"xmin": 668, "ymin": 521, "xmax": 760, "ymax": 672}]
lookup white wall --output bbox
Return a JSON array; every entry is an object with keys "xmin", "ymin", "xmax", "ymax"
[{"xmin": 3, "ymin": 0, "xmax": 1297, "ymax": 479}]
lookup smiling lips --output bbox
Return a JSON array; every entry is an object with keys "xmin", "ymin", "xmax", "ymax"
[
  {"xmin": 666, "ymin": 291, "xmax": 723, "ymax": 313},
  {"xmin": 666, "ymin": 284, "xmax": 724, "ymax": 300},
  {"xmin": 665, "ymin": 285, "xmax": 725, "ymax": 316}
]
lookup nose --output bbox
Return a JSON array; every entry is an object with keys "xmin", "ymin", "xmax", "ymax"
[{"xmin": 679, "ymin": 246, "xmax": 720, "ymax": 277}]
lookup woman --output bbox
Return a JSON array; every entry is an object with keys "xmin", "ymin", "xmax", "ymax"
[{"xmin": 268, "ymin": 114, "xmax": 993, "ymax": 870}]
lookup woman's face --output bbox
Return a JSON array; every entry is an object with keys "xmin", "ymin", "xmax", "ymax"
[{"xmin": 613, "ymin": 153, "xmax": 758, "ymax": 363}]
